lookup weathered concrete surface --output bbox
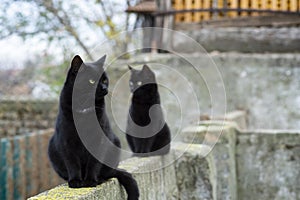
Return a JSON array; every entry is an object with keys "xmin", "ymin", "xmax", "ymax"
[
  {"xmin": 28, "ymin": 142, "xmax": 213, "ymax": 200},
  {"xmin": 181, "ymin": 121, "xmax": 237, "ymax": 200},
  {"xmin": 173, "ymin": 27, "xmax": 300, "ymax": 53},
  {"xmin": 2, "ymin": 52, "xmax": 298, "ymax": 139},
  {"xmin": 174, "ymin": 143, "xmax": 212, "ymax": 200},
  {"xmin": 214, "ymin": 53, "xmax": 300, "ymax": 130},
  {"xmin": 0, "ymin": 98, "xmax": 57, "ymax": 137},
  {"xmin": 110, "ymin": 53, "xmax": 300, "ymax": 130},
  {"xmin": 27, "ymin": 124, "xmax": 300, "ymax": 200},
  {"xmin": 222, "ymin": 111, "xmax": 247, "ymax": 130},
  {"xmin": 236, "ymin": 130, "xmax": 300, "ymax": 200}
]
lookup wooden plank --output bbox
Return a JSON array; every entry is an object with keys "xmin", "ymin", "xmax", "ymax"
[
  {"xmin": 13, "ymin": 137, "xmax": 27, "ymax": 200},
  {"xmin": 6, "ymin": 139, "xmax": 13, "ymax": 200},
  {"xmin": 271, "ymin": 0, "xmax": 279, "ymax": 10},
  {"xmin": 18, "ymin": 137, "xmax": 26, "ymax": 199},
  {"xmin": 251, "ymin": 0, "xmax": 259, "ymax": 16},
  {"xmin": 13, "ymin": 138, "xmax": 20, "ymax": 200},
  {"xmin": 260, "ymin": 0, "xmax": 268, "ymax": 16},
  {"xmin": 260, "ymin": 0, "xmax": 268, "ymax": 9},
  {"xmin": 241, "ymin": 0, "xmax": 250, "ymax": 16},
  {"xmin": 28, "ymin": 133, "xmax": 39, "ymax": 196},
  {"xmin": 280, "ymin": 0, "xmax": 288, "ymax": 11},
  {"xmin": 289, "ymin": 0, "xmax": 297, "ymax": 11},
  {"xmin": 44, "ymin": 130, "xmax": 64, "ymax": 187},
  {"xmin": 203, "ymin": 0, "xmax": 211, "ymax": 20},
  {"xmin": 185, "ymin": 0, "xmax": 193, "ymax": 22},
  {"xmin": 174, "ymin": 15, "xmax": 300, "ymax": 29},
  {"xmin": 25, "ymin": 134, "xmax": 32, "ymax": 198},
  {"xmin": 218, "ymin": 0, "xmax": 224, "ymax": 17},
  {"xmin": 38, "ymin": 131, "xmax": 51, "ymax": 192},
  {"xmin": 218, "ymin": 0, "xmax": 223, "ymax": 8},
  {"xmin": 228, "ymin": 0, "xmax": 238, "ymax": 17},
  {"xmin": 174, "ymin": 0, "xmax": 184, "ymax": 22},
  {"xmin": 200, "ymin": 0, "xmax": 205, "ymax": 22},
  {"xmin": 193, "ymin": 0, "xmax": 202, "ymax": 22},
  {"xmin": 0, "ymin": 139, "xmax": 8, "ymax": 200}
]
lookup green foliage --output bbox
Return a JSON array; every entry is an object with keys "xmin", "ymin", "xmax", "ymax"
[
  {"xmin": 43, "ymin": 65, "xmax": 66, "ymax": 94},
  {"xmin": 38, "ymin": 58, "xmax": 69, "ymax": 95}
]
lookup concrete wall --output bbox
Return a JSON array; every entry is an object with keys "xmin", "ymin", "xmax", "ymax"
[
  {"xmin": 183, "ymin": 122, "xmax": 300, "ymax": 200},
  {"xmin": 1, "ymin": 52, "xmax": 298, "ymax": 136},
  {"xmin": 0, "ymin": 99, "xmax": 57, "ymax": 137},
  {"xmin": 236, "ymin": 130, "xmax": 300, "ymax": 200},
  {"xmin": 182, "ymin": 122, "xmax": 238, "ymax": 200},
  {"xmin": 182, "ymin": 122, "xmax": 300, "ymax": 200},
  {"xmin": 28, "ymin": 122, "xmax": 300, "ymax": 200},
  {"xmin": 28, "ymin": 142, "xmax": 213, "ymax": 200},
  {"xmin": 173, "ymin": 27, "xmax": 300, "ymax": 53},
  {"xmin": 108, "ymin": 53, "xmax": 300, "ymax": 130}
]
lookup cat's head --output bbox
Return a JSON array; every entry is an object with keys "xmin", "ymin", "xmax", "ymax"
[
  {"xmin": 128, "ymin": 64, "xmax": 156, "ymax": 93},
  {"xmin": 65, "ymin": 55, "xmax": 109, "ymax": 113}
]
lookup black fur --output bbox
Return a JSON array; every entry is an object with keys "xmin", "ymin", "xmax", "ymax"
[
  {"xmin": 126, "ymin": 65, "xmax": 171, "ymax": 157},
  {"xmin": 48, "ymin": 55, "xmax": 139, "ymax": 200}
]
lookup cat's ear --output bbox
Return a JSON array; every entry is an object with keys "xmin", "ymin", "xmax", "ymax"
[
  {"xmin": 142, "ymin": 64, "xmax": 152, "ymax": 73},
  {"xmin": 94, "ymin": 54, "xmax": 106, "ymax": 68},
  {"xmin": 71, "ymin": 55, "xmax": 83, "ymax": 73}
]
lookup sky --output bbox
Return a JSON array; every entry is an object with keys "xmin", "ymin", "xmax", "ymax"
[
  {"xmin": 0, "ymin": 0, "xmax": 131, "ymax": 70},
  {"xmin": 0, "ymin": 36, "xmax": 46, "ymax": 70}
]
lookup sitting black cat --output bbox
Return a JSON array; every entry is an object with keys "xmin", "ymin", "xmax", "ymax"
[
  {"xmin": 126, "ymin": 65, "xmax": 171, "ymax": 157},
  {"xmin": 48, "ymin": 55, "xmax": 139, "ymax": 200}
]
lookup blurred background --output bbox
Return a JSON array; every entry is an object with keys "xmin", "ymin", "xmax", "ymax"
[
  {"xmin": 0, "ymin": 0, "xmax": 137, "ymax": 97},
  {"xmin": 0, "ymin": 0, "xmax": 299, "ymax": 199}
]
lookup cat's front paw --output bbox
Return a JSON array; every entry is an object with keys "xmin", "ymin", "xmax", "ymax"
[
  {"xmin": 68, "ymin": 179, "xmax": 82, "ymax": 188},
  {"xmin": 81, "ymin": 180, "xmax": 98, "ymax": 187}
]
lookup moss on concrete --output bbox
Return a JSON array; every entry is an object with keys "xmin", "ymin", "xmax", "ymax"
[
  {"xmin": 28, "ymin": 142, "xmax": 213, "ymax": 200},
  {"xmin": 27, "ymin": 124, "xmax": 300, "ymax": 200}
]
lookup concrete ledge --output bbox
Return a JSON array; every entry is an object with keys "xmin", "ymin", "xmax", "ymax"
[
  {"xmin": 236, "ymin": 130, "xmax": 300, "ymax": 199},
  {"xmin": 182, "ymin": 121, "xmax": 238, "ymax": 200},
  {"xmin": 175, "ymin": 27, "xmax": 300, "ymax": 53},
  {"xmin": 28, "ymin": 123, "xmax": 300, "ymax": 200},
  {"xmin": 28, "ymin": 142, "xmax": 212, "ymax": 200}
]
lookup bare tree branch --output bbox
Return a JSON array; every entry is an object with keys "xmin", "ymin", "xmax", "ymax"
[{"xmin": 38, "ymin": 0, "xmax": 93, "ymax": 59}]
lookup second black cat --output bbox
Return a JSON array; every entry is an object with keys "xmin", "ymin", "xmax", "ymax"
[{"xmin": 126, "ymin": 65, "xmax": 171, "ymax": 157}]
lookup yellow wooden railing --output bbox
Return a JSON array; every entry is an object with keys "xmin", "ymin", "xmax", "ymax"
[{"xmin": 172, "ymin": 0, "xmax": 300, "ymax": 23}]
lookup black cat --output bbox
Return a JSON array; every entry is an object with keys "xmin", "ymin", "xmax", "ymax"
[
  {"xmin": 48, "ymin": 55, "xmax": 139, "ymax": 200},
  {"xmin": 126, "ymin": 65, "xmax": 171, "ymax": 157}
]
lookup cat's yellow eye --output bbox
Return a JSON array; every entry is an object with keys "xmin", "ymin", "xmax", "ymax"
[
  {"xmin": 137, "ymin": 81, "xmax": 142, "ymax": 86},
  {"xmin": 89, "ymin": 79, "xmax": 95, "ymax": 84},
  {"xmin": 102, "ymin": 79, "xmax": 108, "ymax": 84}
]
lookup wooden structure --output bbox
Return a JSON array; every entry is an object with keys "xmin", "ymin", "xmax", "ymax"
[
  {"xmin": 127, "ymin": 0, "xmax": 300, "ymax": 24},
  {"xmin": 126, "ymin": 0, "xmax": 300, "ymax": 51},
  {"xmin": 0, "ymin": 129, "xmax": 63, "ymax": 200},
  {"xmin": 171, "ymin": 0, "xmax": 300, "ymax": 23},
  {"xmin": 126, "ymin": 0, "xmax": 157, "ymax": 13}
]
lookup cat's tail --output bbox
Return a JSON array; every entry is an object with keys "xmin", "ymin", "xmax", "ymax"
[{"xmin": 114, "ymin": 168, "xmax": 139, "ymax": 200}]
